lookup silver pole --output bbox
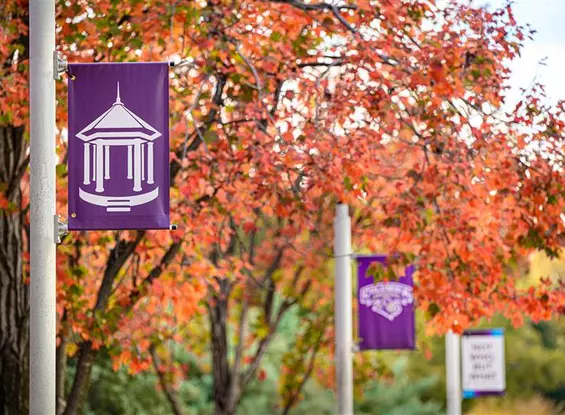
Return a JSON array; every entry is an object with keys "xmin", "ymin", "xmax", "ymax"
[
  {"xmin": 446, "ymin": 331, "xmax": 462, "ymax": 415},
  {"xmin": 334, "ymin": 204, "xmax": 354, "ymax": 415},
  {"xmin": 30, "ymin": 0, "xmax": 57, "ymax": 413}
]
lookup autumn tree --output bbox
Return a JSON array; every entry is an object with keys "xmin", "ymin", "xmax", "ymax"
[
  {"xmin": 0, "ymin": 1, "xmax": 30, "ymax": 413},
  {"xmin": 2, "ymin": 0, "xmax": 565, "ymax": 414}
]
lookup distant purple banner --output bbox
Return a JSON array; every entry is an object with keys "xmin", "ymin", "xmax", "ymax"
[
  {"xmin": 357, "ymin": 255, "xmax": 415, "ymax": 350},
  {"xmin": 68, "ymin": 62, "xmax": 170, "ymax": 230}
]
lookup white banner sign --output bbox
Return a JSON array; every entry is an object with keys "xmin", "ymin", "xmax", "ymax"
[{"xmin": 462, "ymin": 329, "xmax": 506, "ymax": 398}]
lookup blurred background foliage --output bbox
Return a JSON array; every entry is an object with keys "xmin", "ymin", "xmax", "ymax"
[
  {"xmin": 72, "ymin": 252, "xmax": 565, "ymax": 415},
  {"xmin": 73, "ymin": 315, "xmax": 565, "ymax": 415}
]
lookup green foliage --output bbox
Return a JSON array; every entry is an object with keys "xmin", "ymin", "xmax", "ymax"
[
  {"xmin": 355, "ymin": 357, "xmax": 442, "ymax": 415},
  {"xmin": 237, "ymin": 354, "xmax": 441, "ymax": 415},
  {"xmin": 503, "ymin": 319, "xmax": 565, "ymax": 403},
  {"xmin": 70, "ymin": 308, "xmax": 565, "ymax": 415},
  {"xmin": 405, "ymin": 316, "xmax": 565, "ymax": 413},
  {"xmin": 76, "ymin": 306, "xmax": 443, "ymax": 415},
  {"xmin": 73, "ymin": 351, "xmax": 170, "ymax": 415}
]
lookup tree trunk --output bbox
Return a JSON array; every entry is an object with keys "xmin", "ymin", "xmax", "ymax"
[
  {"xmin": 0, "ymin": 125, "xmax": 30, "ymax": 415},
  {"xmin": 62, "ymin": 341, "xmax": 93, "ymax": 415},
  {"xmin": 56, "ymin": 315, "xmax": 68, "ymax": 415},
  {"xmin": 150, "ymin": 345, "xmax": 187, "ymax": 415},
  {"xmin": 208, "ymin": 279, "xmax": 237, "ymax": 415},
  {"xmin": 206, "ymin": 248, "xmax": 298, "ymax": 415},
  {"xmin": 63, "ymin": 235, "xmax": 143, "ymax": 415}
]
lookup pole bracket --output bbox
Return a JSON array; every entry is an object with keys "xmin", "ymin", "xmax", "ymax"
[
  {"xmin": 53, "ymin": 51, "xmax": 68, "ymax": 80},
  {"xmin": 55, "ymin": 215, "xmax": 68, "ymax": 244}
]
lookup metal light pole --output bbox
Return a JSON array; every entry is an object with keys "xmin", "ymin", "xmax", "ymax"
[
  {"xmin": 446, "ymin": 331, "xmax": 462, "ymax": 415},
  {"xmin": 30, "ymin": 0, "xmax": 57, "ymax": 413},
  {"xmin": 334, "ymin": 204, "xmax": 354, "ymax": 415}
]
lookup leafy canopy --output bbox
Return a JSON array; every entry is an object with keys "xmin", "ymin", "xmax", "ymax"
[{"xmin": 1, "ymin": 0, "xmax": 565, "ymax": 410}]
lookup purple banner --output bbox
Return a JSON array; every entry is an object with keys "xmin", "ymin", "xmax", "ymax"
[
  {"xmin": 357, "ymin": 255, "xmax": 415, "ymax": 350},
  {"xmin": 68, "ymin": 62, "xmax": 170, "ymax": 230}
]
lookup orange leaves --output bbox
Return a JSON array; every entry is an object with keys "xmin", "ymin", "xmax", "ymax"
[
  {"xmin": 171, "ymin": 282, "xmax": 204, "ymax": 322},
  {"xmin": 1, "ymin": 0, "xmax": 559, "ymax": 393},
  {"xmin": 429, "ymin": 60, "xmax": 447, "ymax": 86},
  {"xmin": 112, "ymin": 349, "xmax": 132, "ymax": 372},
  {"xmin": 275, "ymin": 202, "xmax": 290, "ymax": 217},
  {"xmin": 112, "ymin": 349, "xmax": 152, "ymax": 375},
  {"xmin": 143, "ymin": 275, "xmax": 206, "ymax": 324}
]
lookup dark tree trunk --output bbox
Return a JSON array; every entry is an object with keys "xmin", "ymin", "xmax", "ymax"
[
  {"xmin": 205, "ymin": 243, "xmax": 298, "ymax": 415},
  {"xmin": 56, "ymin": 315, "xmax": 68, "ymax": 415},
  {"xmin": 208, "ymin": 279, "xmax": 236, "ymax": 415},
  {"xmin": 63, "ymin": 235, "xmax": 142, "ymax": 415},
  {"xmin": 62, "ymin": 341, "xmax": 94, "ymax": 415},
  {"xmin": 0, "ymin": 125, "xmax": 30, "ymax": 415}
]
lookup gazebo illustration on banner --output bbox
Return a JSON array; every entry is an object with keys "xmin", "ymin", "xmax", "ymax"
[{"xmin": 76, "ymin": 82, "xmax": 161, "ymax": 212}]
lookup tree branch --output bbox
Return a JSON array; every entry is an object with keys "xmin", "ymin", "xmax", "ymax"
[
  {"xmin": 263, "ymin": 248, "xmax": 285, "ymax": 322},
  {"xmin": 240, "ymin": 293, "xmax": 300, "ymax": 389},
  {"xmin": 63, "ymin": 232, "xmax": 144, "ymax": 415},
  {"xmin": 270, "ymin": 0, "xmax": 357, "ymax": 12},
  {"xmin": 226, "ymin": 300, "xmax": 248, "ymax": 410},
  {"xmin": 281, "ymin": 318, "xmax": 328, "ymax": 415},
  {"xmin": 297, "ymin": 58, "xmax": 345, "ymax": 68},
  {"xmin": 56, "ymin": 313, "xmax": 68, "ymax": 415},
  {"xmin": 150, "ymin": 345, "xmax": 187, "ymax": 415},
  {"xmin": 330, "ymin": 5, "xmax": 357, "ymax": 33},
  {"xmin": 171, "ymin": 72, "xmax": 227, "ymax": 178},
  {"xmin": 128, "ymin": 240, "xmax": 182, "ymax": 305}
]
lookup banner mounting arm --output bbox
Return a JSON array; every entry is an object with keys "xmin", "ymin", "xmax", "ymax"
[
  {"xmin": 55, "ymin": 215, "xmax": 68, "ymax": 244},
  {"xmin": 53, "ymin": 51, "xmax": 68, "ymax": 80}
]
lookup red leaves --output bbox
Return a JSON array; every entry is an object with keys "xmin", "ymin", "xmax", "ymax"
[
  {"xmin": 506, "ymin": 5, "xmax": 517, "ymax": 26},
  {"xmin": 0, "ymin": 0, "xmax": 560, "ymax": 392},
  {"xmin": 429, "ymin": 60, "xmax": 446, "ymax": 85},
  {"xmin": 242, "ymin": 221, "xmax": 257, "ymax": 234},
  {"xmin": 0, "ymin": 193, "xmax": 8, "ymax": 210}
]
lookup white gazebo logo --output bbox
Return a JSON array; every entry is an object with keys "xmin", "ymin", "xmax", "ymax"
[
  {"xmin": 77, "ymin": 82, "xmax": 161, "ymax": 212},
  {"xmin": 359, "ymin": 282, "xmax": 413, "ymax": 321}
]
